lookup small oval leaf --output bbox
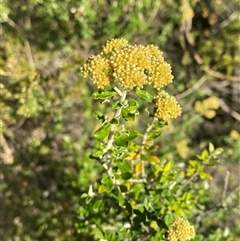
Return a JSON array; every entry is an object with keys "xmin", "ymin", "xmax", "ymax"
[
  {"xmin": 128, "ymin": 99, "xmax": 139, "ymax": 112},
  {"xmin": 117, "ymin": 160, "xmax": 133, "ymax": 173},
  {"xmin": 94, "ymin": 111, "xmax": 105, "ymax": 122},
  {"xmin": 122, "ymin": 108, "xmax": 136, "ymax": 121},
  {"xmin": 164, "ymin": 214, "xmax": 174, "ymax": 226},
  {"xmin": 92, "ymin": 90, "xmax": 117, "ymax": 99},
  {"xmin": 135, "ymin": 162, "xmax": 142, "ymax": 176},
  {"xmin": 136, "ymin": 89, "xmax": 154, "ymax": 102},
  {"xmin": 98, "ymin": 185, "xmax": 106, "ymax": 193},
  {"xmin": 94, "ymin": 123, "xmax": 111, "ymax": 142},
  {"xmin": 114, "ymin": 131, "xmax": 139, "ymax": 147},
  {"xmin": 163, "ymin": 160, "xmax": 174, "ymax": 173},
  {"xmin": 209, "ymin": 143, "xmax": 215, "ymax": 153},
  {"xmin": 121, "ymin": 172, "xmax": 133, "ymax": 180}
]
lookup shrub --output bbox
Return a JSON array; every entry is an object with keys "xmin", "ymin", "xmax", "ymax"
[{"xmin": 75, "ymin": 39, "xmax": 229, "ymax": 241}]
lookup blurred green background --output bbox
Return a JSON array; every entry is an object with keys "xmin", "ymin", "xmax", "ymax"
[{"xmin": 1, "ymin": 0, "xmax": 239, "ymax": 240}]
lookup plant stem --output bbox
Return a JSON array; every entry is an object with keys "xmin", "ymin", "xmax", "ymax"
[
  {"xmin": 105, "ymin": 87, "xmax": 127, "ymax": 153},
  {"xmin": 102, "ymin": 87, "xmax": 127, "ymax": 186},
  {"xmin": 140, "ymin": 117, "xmax": 158, "ymax": 179}
]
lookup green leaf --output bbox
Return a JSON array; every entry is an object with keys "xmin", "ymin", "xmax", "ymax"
[
  {"xmin": 209, "ymin": 143, "xmax": 215, "ymax": 153},
  {"xmin": 114, "ymin": 131, "xmax": 139, "ymax": 147},
  {"xmin": 110, "ymin": 118, "xmax": 119, "ymax": 124},
  {"xmin": 125, "ymin": 201, "xmax": 133, "ymax": 214},
  {"xmin": 128, "ymin": 130, "xmax": 139, "ymax": 140},
  {"xmin": 183, "ymin": 192, "xmax": 192, "ymax": 201},
  {"xmin": 95, "ymin": 231, "xmax": 105, "ymax": 239},
  {"xmin": 199, "ymin": 171, "xmax": 212, "ymax": 180},
  {"xmin": 186, "ymin": 167, "xmax": 195, "ymax": 176},
  {"xmin": 94, "ymin": 111, "xmax": 105, "ymax": 121},
  {"xmin": 118, "ymin": 191, "xmax": 125, "ymax": 206},
  {"xmin": 128, "ymin": 99, "xmax": 139, "ymax": 112},
  {"xmin": 92, "ymin": 90, "xmax": 117, "ymax": 99},
  {"xmin": 154, "ymin": 119, "xmax": 168, "ymax": 128},
  {"xmin": 93, "ymin": 199, "xmax": 102, "ymax": 211},
  {"xmin": 147, "ymin": 131, "xmax": 162, "ymax": 141},
  {"xmin": 164, "ymin": 214, "xmax": 173, "ymax": 226},
  {"xmin": 81, "ymin": 193, "xmax": 88, "ymax": 198},
  {"xmin": 86, "ymin": 196, "xmax": 93, "ymax": 204},
  {"xmin": 117, "ymin": 160, "xmax": 133, "ymax": 173},
  {"xmin": 90, "ymin": 149, "xmax": 103, "ymax": 158},
  {"xmin": 119, "ymin": 185, "xmax": 128, "ymax": 192},
  {"xmin": 122, "ymin": 108, "xmax": 136, "ymax": 121},
  {"xmin": 112, "ymin": 100, "xmax": 122, "ymax": 109},
  {"xmin": 101, "ymin": 174, "xmax": 113, "ymax": 191},
  {"xmin": 93, "ymin": 123, "xmax": 111, "ymax": 142},
  {"xmin": 93, "ymin": 111, "xmax": 106, "ymax": 123},
  {"xmin": 121, "ymin": 172, "xmax": 133, "ymax": 180},
  {"xmin": 143, "ymin": 196, "xmax": 149, "ymax": 210},
  {"xmin": 189, "ymin": 159, "xmax": 198, "ymax": 167},
  {"xmin": 214, "ymin": 147, "xmax": 223, "ymax": 155},
  {"xmin": 197, "ymin": 149, "xmax": 209, "ymax": 161},
  {"xmin": 130, "ymin": 183, "xmax": 144, "ymax": 199},
  {"xmin": 114, "ymin": 132, "xmax": 129, "ymax": 147},
  {"xmin": 136, "ymin": 89, "xmax": 154, "ymax": 102},
  {"xmin": 163, "ymin": 160, "xmax": 174, "ymax": 173},
  {"xmin": 101, "ymin": 174, "xmax": 110, "ymax": 184},
  {"xmin": 98, "ymin": 184, "xmax": 106, "ymax": 193}
]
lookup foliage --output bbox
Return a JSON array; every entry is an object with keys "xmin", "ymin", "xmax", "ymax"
[
  {"xmin": 76, "ymin": 39, "xmax": 234, "ymax": 240},
  {"xmin": 1, "ymin": 0, "xmax": 239, "ymax": 240}
]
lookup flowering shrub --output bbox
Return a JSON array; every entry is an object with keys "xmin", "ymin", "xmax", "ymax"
[
  {"xmin": 81, "ymin": 39, "xmax": 181, "ymax": 120},
  {"xmin": 77, "ymin": 39, "xmax": 223, "ymax": 240},
  {"xmin": 2, "ymin": 0, "xmax": 238, "ymax": 240}
]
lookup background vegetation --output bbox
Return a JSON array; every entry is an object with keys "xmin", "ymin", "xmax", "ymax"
[{"xmin": 1, "ymin": 0, "xmax": 239, "ymax": 240}]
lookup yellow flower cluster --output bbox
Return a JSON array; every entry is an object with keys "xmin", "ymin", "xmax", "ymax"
[
  {"xmin": 168, "ymin": 217, "xmax": 195, "ymax": 241},
  {"xmin": 81, "ymin": 38, "xmax": 173, "ymax": 90},
  {"xmin": 81, "ymin": 55, "xmax": 112, "ymax": 89},
  {"xmin": 102, "ymin": 38, "xmax": 129, "ymax": 55},
  {"xmin": 155, "ymin": 91, "xmax": 181, "ymax": 120},
  {"xmin": 81, "ymin": 38, "xmax": 181, "ymax": 120}
]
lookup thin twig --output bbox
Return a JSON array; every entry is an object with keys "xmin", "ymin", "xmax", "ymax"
[
  {"xmin": 102, "ymin": 88, "xmax": 127, "ymax": 187},
  {"xmin": 219, "ymin": 99, "xmax": 240, "ymax": 122},
  {"xmin": 139, "ymin": 117, "xmax": 158, "ymax": 179},
  {"xmin": 105, "ymin": 88, "xmax": 127, "ymax": 153},
  {"xmin": 176, "ymin": 76, "xmax": 208, "ymax": 100},
  {"xmin": 221, "ymin": 171, "xmax": 230, "ymax": 207},
  {"xmin": 128, "ymin": 179, "xmax": 146, "ymax": 183},
  {"xmin": 204, "ymin": 67, "xmax": 240, "ymax": 82},
  {"xmin": 193, "ymin": 51, "xmax": 239, "ymax": 82},
  {"xmin": 175, "ymin": 172, "xmax": 198, "ymax": 197},
  {"xmin": 0, "ymin": 134, "xmax": 13, "ymax": 164},
  {"xmin": 24, "ymin": 15, "xmax": 36, "ymax": 69},
  {"xmin": 24, "ymin": 40, "xmax": 36, "ymax": 69}
]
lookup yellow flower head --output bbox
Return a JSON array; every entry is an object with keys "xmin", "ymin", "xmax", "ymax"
[
  {"xmin": 168, "ymin": 217, "xmax": 195, "ymax": 241},
  {"xmin": 81, "ymin": 55, "xmax": 112, "ymax": 89},
  {"xmin": 81, "ymin": 38, "xmax": 173, "ymax": 90},
  {"xmin": 102, "ymin": 38, "xmax": 129, "ymax": 55},
  {"xmin": 110, "ymin": 44, "xmax": 150, "ymax": 89},
  {"xmin": 155, "ymin": 91, "xmax": 181, "ymax": 120},
  {"xmin": 145, "ymin": 44, "xmax": 173, "ymax": 89}
]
